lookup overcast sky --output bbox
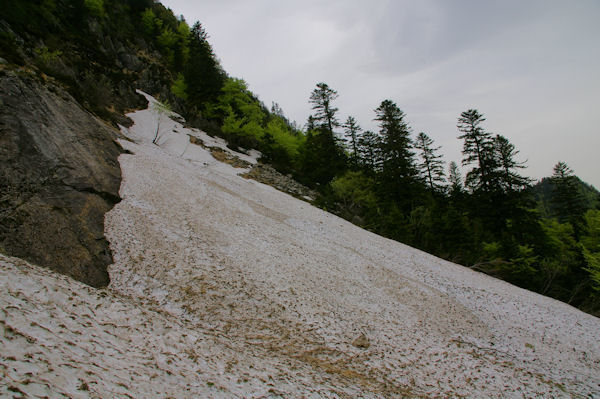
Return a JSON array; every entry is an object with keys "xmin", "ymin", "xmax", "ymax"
[{"xmin": 161, "ymin": 0, "xmax": 599, "ymax": 187}]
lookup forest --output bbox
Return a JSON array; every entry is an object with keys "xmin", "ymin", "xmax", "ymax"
[{"xmin": 2, "ymin": 0, "xmax": 599, "ymax": 315}]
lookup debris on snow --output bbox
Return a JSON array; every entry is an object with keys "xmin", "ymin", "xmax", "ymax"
[{"xmin": 2, "ymin": 93, "xmax": 599, "ymax": 398}]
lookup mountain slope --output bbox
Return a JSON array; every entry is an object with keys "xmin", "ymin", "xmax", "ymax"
[
  {"xmin": 2, "ymin": 96, "xmax": 599, "ymax": 397},
  {"xmin": 0, "ymin": 71, "xmax": 122, "ymax": 287},
  {"xmin": 531, "ymin": 176, "xmax": 600, "ymax": 217}
]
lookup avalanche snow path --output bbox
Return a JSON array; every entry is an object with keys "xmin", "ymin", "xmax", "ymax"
[
  {"xmin": 2, "ymin": 92, "xmax": 598, "ymax": 398},
  {"xmin": 106, "ymin": 93, "xmax": 599, "ymax": 397}
]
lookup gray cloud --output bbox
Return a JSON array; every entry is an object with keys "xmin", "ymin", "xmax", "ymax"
[{"xmin": 162, "ymin": 0, "xmax": 600, "ymax": 187}]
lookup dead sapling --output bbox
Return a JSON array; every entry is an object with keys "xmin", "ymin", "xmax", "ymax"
[{"xmin": 151, "ymin": 100, "xmax": 172, "ymax": 145}]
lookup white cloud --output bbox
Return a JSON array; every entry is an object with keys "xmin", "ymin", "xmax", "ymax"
[{"xmin": 161, "ymin": 0, "xmax": 600, "ymax": 187}]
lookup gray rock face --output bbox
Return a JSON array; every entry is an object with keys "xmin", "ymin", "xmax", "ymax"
[
  {"xmin": 0, "ymin": 71, "xmax": 122, "ymax": 287},
  {"xmin": 241, "ymin": 163, "xmax": 317, "ymax": 201}
]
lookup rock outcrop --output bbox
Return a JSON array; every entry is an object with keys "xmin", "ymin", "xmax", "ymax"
[
  {"xmin": 241, "ymin": 163, "xmax": 317, "ymax": 201},
  {"xmin": 0, "ymin": 70, "xmax": 123, "ymax": 287}
]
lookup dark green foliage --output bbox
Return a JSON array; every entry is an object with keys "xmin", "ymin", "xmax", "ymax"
[
  {"xmin": 0, "ymin": 0, "xmax": 194, "ymax": 121},
  {"xmin": 84, "ymin": 0, "xmax": 106, "ymax": 18},
  {"xmin": 375, "ymin": 100, "xmax": 416, "ymax": 182},
  {"xmin": 298, "ymin": 128, "xmax": 347, "ymax": 186},
  {"xmin": 184, "ymin": 22, "xmax": 225, "ymax": 109},
  {"xmin": 343, "ymin": 116, "xmax": 362, "ymax": 167},
  {"xmin": 550, "ymin": 162, "xmax": 588, "ymax": 230},
  {"xmin": 374, "ymin": 100, "xmax": 420, "ymax": 212},
  {"xmin": 457, "ymin": 109, "xmax": 495, "ymax": 192},
  {"xmin": 531, "ymin": 175, "xmax": 599, "ymax": 218},
  {"xmin": 0, "ymin": 31, "xmax": 25, "ymax": 64},
  {"xmin": 582, "ymin": 211, "xmax": 600, "ymax": 293},
  {"xmin": 5, "ymin": 0, "xmax": 597, "ymax": 315},
  {"xmin": 356, "ymin": 130, "xmax": 382, "ymax": 172},
  {"xmin": 309, "ymin": 82, "xmax": 339, "ymax": 133},
  {"xmin": 493, "ymin": 135, "xmax": 531, "ymax": 192},
  {"xmin": 447, "ymin": 161, "xmax": 463, "ymax": 198},
  {"xmin": 296, "ymin": 83, "xmax": 346, "ymax": 186},
  {"xmin": 414, "ymin": 132, "xmax": 445, "ymax": 192}
]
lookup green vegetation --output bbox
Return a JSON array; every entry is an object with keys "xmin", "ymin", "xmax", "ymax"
[
  {"xmin": 84, "ymin": 0, "xmax": 105, "ymax": 17},
  {"xmin": 170, "ymin": 73, "xmax": 188, "ymax": 100},
  {"xmin": 1, "ymin": 0, "xmax": 598, "ymax": 315}
]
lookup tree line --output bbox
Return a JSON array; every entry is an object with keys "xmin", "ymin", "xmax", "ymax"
[
  {"xmin": 128, "ymin": 4, "xmax": 600, "ymax": 314},
  {"xmin": 296, "ymin": 83, "xmax": 599, "ymax": 314},
  {"xmin": 5, "ymin": 0, "xmax": 597, "ymax": 315}
]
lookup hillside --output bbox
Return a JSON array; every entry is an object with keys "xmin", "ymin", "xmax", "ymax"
[
  {"xmin": 2, "ymin": 96, "xmax": 599, "ymax": 397},
  {"xmin": 531, "ymin": 177, "xmax": 600, "ymax": 218},
  {"xmin": 2, "ymin": 0, "xmax": 600, "ymax": 314},
  {"xmin": 1, "ymin": 1, "xmax": 600, "ymax": 396}
]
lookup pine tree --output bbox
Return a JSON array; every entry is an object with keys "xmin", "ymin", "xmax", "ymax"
[
  {"xmin": 343, "ymin": 116, "xmax": 362, "ymax": 167},
  {"xmin": 414, "ymin": 132, "xmax": 445, "ymax": 192},
  {"xmin": 457, "ymin": 109, "xmax": 495, "ymax": 192}
]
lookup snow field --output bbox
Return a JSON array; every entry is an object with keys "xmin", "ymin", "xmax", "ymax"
[{"xmin": 2, "ymin": 92, "xmax": 598, "ymax": 398}]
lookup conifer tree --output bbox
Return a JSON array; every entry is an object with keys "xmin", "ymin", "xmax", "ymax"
[
  {"xmin": 343, "ymin": 116, "xmax": 362, "ymax": 167},
  {"xmin": 493, "ymin": 134, "xmax": 530, "ymax": 192},
  {"xmin": 448, "ymin": 161, "xmax": 463, "ymax": 196},
  {"xmin": 309, "ymin": 82, "xmax": 339, "ymax": 134},
  {"xmin": 305, "ymin": 115, "xmax": 317, "ymax": 132},
  {"xmin": 184, "ymin": 22, "xmax": 224, "ymax": 110},
  {"xmin": 271, "ymin": 102, "xmax": 284, "ymax": 118},
  {"xmin": 299, "ymin": 127, "xmax": 346, "ymax": 185},
  {"xmin": 299, "ymin": 83, "xmax": 346, "ymax": 185},
  {"xmin": 375, "ymin": 100, "xmax": 416, "ymax": 181},
  {"xmin": 357, "ymin": 130, "xmax": 381, "ymax": 172},
  {"xmin": 551, "ymin": 162, "xmax": 587, "ymax": 229},
  {"xmin": 414, "ymin": 132, "xmax": 445, "ymax": 192},
  {"xmin": 457, "ymin": 109, "xmax": 495, "ymax": 192},
  {"xmin": 373, "ymin": 100, "xmax": 418, "ymax": 208}
]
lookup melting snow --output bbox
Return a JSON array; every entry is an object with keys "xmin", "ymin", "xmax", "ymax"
[{"xmin": 1, "ymin": 93, "xmax": 599, "ymax": 397}]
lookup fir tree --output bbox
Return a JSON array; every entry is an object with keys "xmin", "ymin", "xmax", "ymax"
[
  {"xmin": 493, "ymin": 134, "xmax": 530, "ymax": 192},
  {"xmin": 184, "ymin": 22, "xmax": 224, "ymax": 110},
  {"xmin": 375, "ymin": 100, "xmax": 416, "ymax": 181},
  {"xmin": 309, "ymin": 82, "xmax": 339, "ymax": 134},
  {"xmin": 551, "ymin": 162, "xmax": 587, "ymax": 230},
  {"xmin": 414, "ymin": 132, "xmax": 445, "ymax": 192},
  {"xmin": 343, "ymin": 116, "xmax": 362, "ymax": 167},
  {"xmin": 374, "ymin": 99, "xmax": 418, "ymax": 207},
  {"xmin": 457, "ymin": 109, "xmax": 495, "ymax": 192},
  {"xmin": 357, "ymin": 130, "xmax": 381, "ymax": 172},
  {"xmin": 299, "ymin": 127, "xmax": 346, "ymax": 186},
  {"xmin": 299, "ymin": 83, "xmax": 346, "ymax": 185},
  {"xmin": 448, "ymin": 161, "xmax": 463, "ymax": 196}
]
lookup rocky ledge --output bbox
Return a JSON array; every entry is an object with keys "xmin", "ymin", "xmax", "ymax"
[
  {"xmin": 241, "ymin": 163, "xmax": 317, "ymax": 202},
  {"xmin": 0, "ymin": 70, "xmax": 123, "ymax": 287}
]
